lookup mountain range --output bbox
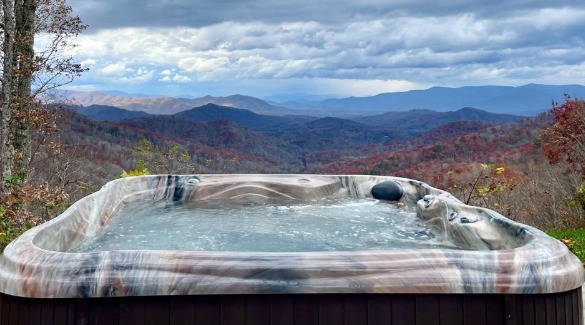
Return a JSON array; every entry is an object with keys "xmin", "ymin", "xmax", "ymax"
[
  {"xmin": 75, "ymin": 105, "xmax": 149, "ymax": 121},
  {"xmin": 56, "ymin": 83, "xmax": 558, "ymax": 178},
  {"xmin": 74, "ymin": 103, "xmax": 523, "ymax": 135},
  {"xmin": 56, "ymin": 99, "xmax": 543, "ymax": 184},
  {"xmin": 60, "ymin": 91, "xmax": 296, "ymax": 115},
  {"xmin": 59, "ymin": 84, "xmax": 585, "ymax": 116},
  {"xmin": 313, "ymin": 84, "xmax": 585, "ymax": 115},
  {"xmin": 50, "ymin": 82, "xmax": 556, "ymax": 205}
]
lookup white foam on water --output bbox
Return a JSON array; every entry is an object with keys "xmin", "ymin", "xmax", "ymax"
[{"xmin": 73, "ymin": 197, "xmax": 451, "ymax": 252}]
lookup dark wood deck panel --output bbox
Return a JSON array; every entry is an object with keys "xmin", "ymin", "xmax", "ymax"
[{"xmin": 0, "ymin": 287, "xmax": 581, "ymax": 324}]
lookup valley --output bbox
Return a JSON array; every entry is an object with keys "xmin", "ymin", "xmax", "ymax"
[{"xmin": 65, "ymin": 100, "xmax": 531, "ymax": 175}]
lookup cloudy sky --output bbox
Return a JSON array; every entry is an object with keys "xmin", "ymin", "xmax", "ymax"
[{"xmin": 63, "ymin": 0, "xmax": 585, "ymax": 99}]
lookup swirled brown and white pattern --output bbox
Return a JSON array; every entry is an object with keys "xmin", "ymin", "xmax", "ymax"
[{"xmin": 0, "ymin": 174, "xmax": 582, "ymax": 298}]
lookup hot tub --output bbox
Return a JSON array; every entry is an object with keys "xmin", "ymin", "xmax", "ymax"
[{"xmin": 0, "ymin": 174, "xmax": 582, "ymax": 324}]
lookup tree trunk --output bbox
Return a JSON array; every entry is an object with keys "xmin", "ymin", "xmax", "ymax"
[
  {"xmin": 1, "ymin": 0, "xmax": 16, "ymax": 194},
  {"xmin": 12, "ymin": 0, "xmax": 36, "ymax": 181}
]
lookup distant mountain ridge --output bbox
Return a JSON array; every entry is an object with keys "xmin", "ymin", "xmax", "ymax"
[
  {"xmin": 59, "ymin": 90, "xmax": 294, "ymax": 115},
  {"xmin": 75, "ymin": 105, "xmax": 149, "ymax": 121},
  {"xmin": 72, "ymin": 101, "xmax": 526, "ymax": 156},
  {"xmin": 351, "ymin": 107, "xmax": 524, "ymax": 131},
  {"xmin": 73, "ymin": 102, "xmax": 523, "ymax": 134},
  {"xmin": 315, "ymin": 84, "xmax": 585, "ymax": 115},
  {"xmin": 59, "ymin": 83, "xmax": 584, "ymax": 118},
  {"xmin": 173, "ymin": 103, "xmax": 312, "ymax": 130}
]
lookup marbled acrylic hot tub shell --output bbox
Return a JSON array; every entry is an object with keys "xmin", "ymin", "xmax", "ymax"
[{"xmin": 0, "ymin": 174, "xmax": 582, "ymax": 298}]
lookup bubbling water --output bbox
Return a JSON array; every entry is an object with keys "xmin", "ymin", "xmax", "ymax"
[{"xmin": 73, "ymin": 197, "xmax": 450, "ymax": 252}]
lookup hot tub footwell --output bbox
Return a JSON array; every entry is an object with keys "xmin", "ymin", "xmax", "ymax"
[{"xmin": 0, "ymin": 288, "xmax": 581, "ymax": 325}]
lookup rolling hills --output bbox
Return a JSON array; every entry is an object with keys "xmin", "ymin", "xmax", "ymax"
[
  {"xmin": 76, "ymin": 105, "xmax": 150, "ymax": 121},
  {"xmin": 315, "ymin": 84, "xmax": 585, "ymax": 115},
  {"xmin": 60, "ymin": 91, "xmax": 295, "ymax": 115},
  {"xmin": 59, "ymin": 84, "xmax": 585, "ymax": 117},
  {"xmin": 73, "ymin": 102, "xmax": 524, "ymax": 137},
  {"xmin": 64, "ymin": 100, "xmax": 532, "ymax": 177}
]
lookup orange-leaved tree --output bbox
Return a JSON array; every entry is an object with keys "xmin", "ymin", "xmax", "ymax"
[
  {"xmin": 541, "ymin": 96, "xmax": 585, "ymax": 218},
  {"xmin": 541, "ymin": 96, "xmax": 585, "ymax": 180}
]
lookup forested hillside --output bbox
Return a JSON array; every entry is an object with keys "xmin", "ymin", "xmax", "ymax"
[{"xmin": 53, "ymin": 104, "xmax": 540, "ymax": 182}]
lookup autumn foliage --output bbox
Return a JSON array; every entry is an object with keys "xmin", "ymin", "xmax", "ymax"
[{"xmin": 541, "ymin": 96, "xmax": 585, "ymax": 179}]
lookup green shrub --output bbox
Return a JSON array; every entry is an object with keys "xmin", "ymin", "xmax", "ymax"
[
  {"xmin": 547, "ymin": 228, "xmax": 585, "ymax": 263},
  {"xmin": 120, "ymin": 160, "xmax": 150, "ymax": 177}
]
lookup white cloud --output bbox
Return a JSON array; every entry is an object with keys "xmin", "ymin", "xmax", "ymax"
[
  {"xmin": 99, "ymin": 62, "xmax": 127, "ymax": 76},
  {"xmin": 172, "ymin": 74, "xmax": 191, "ymax": 83},
  {"xmin": 68, "ymin": 6, "xmax": 585, "ymax": 96},
  {"xmin": 121, "ymin": 68, "xmax": 155, "ymax": 83},
  {"xmin": 178, "ymin": 57, "xmax": 230, "ymax": 73},
  {"xmin": 75, "ymin": 38, "xmax": 110, "ymax": 57},
  {"xmin": 80, "ymin": 58, "xmax": 97, "ymax": 67},
  {"xmin": 159, "ymin": 73, "xmax": 191, "ymax": 83},
  {"xmin": 95, "ymin": 63, "xmax": 155, "ymax": 84}
]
